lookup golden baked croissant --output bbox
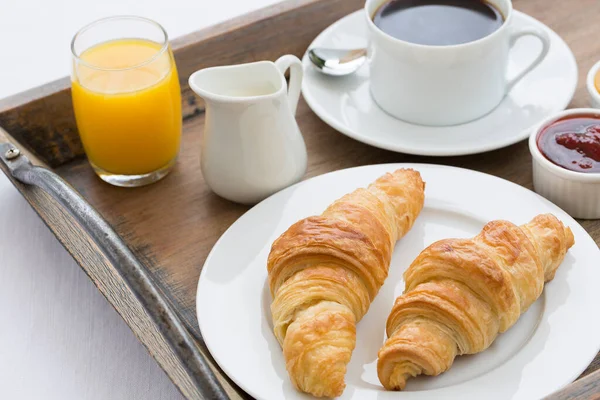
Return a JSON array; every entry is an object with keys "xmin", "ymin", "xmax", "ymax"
[
  {"xmin": 267, "ymin": 169, "xmax": 425, "ymax": 397},
  {"xmin": 377, "ymin": 214, "xmax": 575, "ymax": 390}
]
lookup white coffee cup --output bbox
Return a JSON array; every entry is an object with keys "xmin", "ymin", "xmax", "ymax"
[{"xmin": 365, "ymin": 0, "xmax": 550, "ymax": 126}]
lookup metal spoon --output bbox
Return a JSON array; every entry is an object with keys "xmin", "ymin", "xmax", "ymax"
[{"xmin": 308, "ymin": 47, "xmax": 367, "ymax": 76}]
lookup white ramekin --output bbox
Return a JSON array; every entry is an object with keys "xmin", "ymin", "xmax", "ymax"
[
  {"xmin": 587, "ymin": 60, "xmax": 600, "ymax": 108},
  {"xmin": 529, "ymin": 108, "xmax": 600, "ymax": 219}
]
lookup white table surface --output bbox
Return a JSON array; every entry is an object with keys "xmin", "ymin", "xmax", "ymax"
[{"xmin": 0, "ymin": 0, "xmax": 282, "ymax": 398}]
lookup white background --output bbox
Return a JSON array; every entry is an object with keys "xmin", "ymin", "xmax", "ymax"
[{"xmin": 0, "ymin": 0, "xmax": 282, "ymax": 398}]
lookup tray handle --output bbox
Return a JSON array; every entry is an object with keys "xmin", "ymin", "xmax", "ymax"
[{"xmin": 0, "ymin": 143, "xmax": 229, "ymax": 400}]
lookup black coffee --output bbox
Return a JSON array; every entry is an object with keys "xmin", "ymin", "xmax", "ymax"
[{"xmin": 373, "ymin": 0, "xmax": 504, "ymax": 46}]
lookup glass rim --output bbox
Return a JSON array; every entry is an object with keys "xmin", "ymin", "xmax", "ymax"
[{"xmin": 71, "ymin": 15, "xmax": 170, "ymax": 72}]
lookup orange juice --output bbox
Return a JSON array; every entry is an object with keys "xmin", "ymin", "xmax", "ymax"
[{"xmin": 71, "ymin": 39, "xmax": 181, "ymax": 176}]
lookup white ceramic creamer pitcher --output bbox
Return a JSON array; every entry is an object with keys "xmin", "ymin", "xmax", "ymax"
[{"xmin": 189, "ymin": 55, "xmax": 307, "ymax": 204}]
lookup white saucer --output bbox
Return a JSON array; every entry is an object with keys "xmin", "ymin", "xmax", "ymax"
[{"xmin": 301, "ymin": 11, "xmax": 578, "ymax": 156}]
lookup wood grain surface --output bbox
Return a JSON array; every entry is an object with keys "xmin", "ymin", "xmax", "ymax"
[
  {"xmin": 545, "ymin": 369, "xmax": 600, "ymax": 400},
  {"xmin": 1, "ymin": 0, "xmax": 600, "ymax": 399}
]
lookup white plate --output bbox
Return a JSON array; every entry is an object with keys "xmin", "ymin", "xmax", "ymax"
[
  {"xmin": 301, "ymin": 11, "xmax": 578, "ymax": 156},
  {"xmin": 196, "ymin": 164, "xmax": 600, "ymax": 400}
]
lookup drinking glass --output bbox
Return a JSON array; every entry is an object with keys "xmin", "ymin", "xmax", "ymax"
[{"xmin": 71, "ymin": 16, "xmax": 182, "ymax": 187}]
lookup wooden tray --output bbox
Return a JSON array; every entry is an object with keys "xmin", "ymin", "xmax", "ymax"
[{"xmin": 1, "ymin": 0, "xmax": 599, "ymax": 398}]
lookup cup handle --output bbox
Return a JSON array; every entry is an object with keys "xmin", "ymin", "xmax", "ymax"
[
  {"xmin": 506, "ymin": 27, "xmax": 550, "ymax": 92},
  {"xmin": 275, "ymin": 55, "xmax": 303, "ymax": 116}
]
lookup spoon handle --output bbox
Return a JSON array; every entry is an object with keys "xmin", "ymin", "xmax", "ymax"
[{"xmin": 340, "ymin": 48, "xmax": 368, "ymax": 63}]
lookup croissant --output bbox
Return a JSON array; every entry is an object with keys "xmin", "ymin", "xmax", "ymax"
[
  {"xmin": 377, "ymin": 214, "xmax": 575, "ymax": 390},
  {"xmin": 267, "ymin": 169, "xmax": 425, "ymax": 397}
]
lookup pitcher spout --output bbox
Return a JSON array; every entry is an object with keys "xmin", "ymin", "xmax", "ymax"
[{"xmin": 188, "ymin": 61, "xmax": 285, "ymax": 103}]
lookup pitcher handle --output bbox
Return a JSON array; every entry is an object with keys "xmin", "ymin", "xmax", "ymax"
[{"xmin": 275, "ymin": 55, "xmax": 303, "ymax": 116}]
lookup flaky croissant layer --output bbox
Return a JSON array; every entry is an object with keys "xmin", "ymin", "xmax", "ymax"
[
  {"xmin": 267, "ymin": 169, "xmax": 425, "ymax": 397},
  {"xmin": 377, "ymin": 214, "xmax": 574, "ymax": 391}
]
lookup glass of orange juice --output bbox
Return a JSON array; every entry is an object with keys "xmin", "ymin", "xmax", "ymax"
[{"xmin": 71, "ymin": 16, "xmax": 182, "ymax": 187}]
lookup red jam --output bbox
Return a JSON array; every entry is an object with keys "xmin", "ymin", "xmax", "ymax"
[{"xmin": 537, "ymin": 115, "xmax": 600, "ymax": 173}]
